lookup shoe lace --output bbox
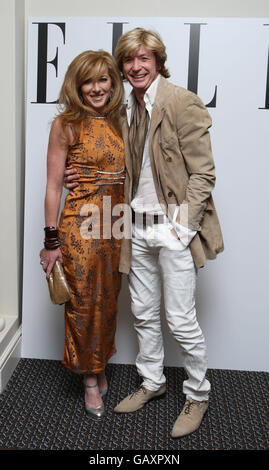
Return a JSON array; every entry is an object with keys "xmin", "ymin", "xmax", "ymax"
[
  {"xmin": 129, "ymin": 385, "xmax": 147, "ymax": 400},
  {"xmin": 184, "ymin": 399, "xmax": 196, "ymax": 415}
]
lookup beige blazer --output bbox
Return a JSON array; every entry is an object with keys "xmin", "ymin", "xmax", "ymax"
[{"xmin": 119, "ymin": 76, "xmax": 224, "ymax": 274}]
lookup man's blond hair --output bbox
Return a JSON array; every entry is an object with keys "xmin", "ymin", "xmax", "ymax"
[{"xmin": 115, "ymin": 28, "xmax": 170, "ymax": 79}]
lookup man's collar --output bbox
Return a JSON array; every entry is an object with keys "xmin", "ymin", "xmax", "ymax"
[
  {"xmin": 144, "ymin": 74, "xmax": 161, "ymax": 107},
  {"xmin": 126, "ymin": 90, "xmax": 135, "ymax": 109}
]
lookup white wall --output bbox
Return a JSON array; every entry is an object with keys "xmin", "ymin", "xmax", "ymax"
[
  {"xmin": 22, "ymin": 15, "xmax": 269, "ymax": 373},
  {"xmin": 0, "ymin": 0, "xmax": 24, "ymax": 323},
  {"xmin": 0, "ymin": 0, "xmax": 24, "ymax": 392},
  {"xmin": 2, "ymin": 1, "xmax": 269, "ymax": 376}
]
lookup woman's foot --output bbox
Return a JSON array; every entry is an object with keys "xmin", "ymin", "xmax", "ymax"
[{"xmin": 84, "ymin": 374, "xmax": 103, "ymax": 409}]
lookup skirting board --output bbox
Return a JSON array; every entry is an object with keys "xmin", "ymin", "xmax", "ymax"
[{"xmin": 0, "ymin": 326, "xmax": 22, "ymax": 393}]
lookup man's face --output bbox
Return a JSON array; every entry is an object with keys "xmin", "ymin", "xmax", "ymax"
[{"xmin": 122, "ymin": 46, "xmax": 159, "ymax": 94}]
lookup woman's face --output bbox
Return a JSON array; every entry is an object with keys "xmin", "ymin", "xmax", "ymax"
[{"xmin": 80, "ymin": 67, "xmax": 112, "ymax": 114}]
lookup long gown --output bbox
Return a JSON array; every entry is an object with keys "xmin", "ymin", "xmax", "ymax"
[{"xmin": 58, "ymin": 117, "xmax": 125, "ymax": 375}]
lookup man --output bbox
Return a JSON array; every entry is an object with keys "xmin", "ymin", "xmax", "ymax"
[{"xmin": 65, "ymin": 28, "xmax": 224, "ymax": 438}]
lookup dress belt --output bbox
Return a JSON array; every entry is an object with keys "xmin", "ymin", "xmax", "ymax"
[{"xmin": 131, "ymin": 210, "xmax": 166, "ymax": 226}]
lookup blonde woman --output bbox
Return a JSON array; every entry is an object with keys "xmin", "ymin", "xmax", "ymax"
[{"xmin": 40, "ymin": 50, "xmax": 125, "ymax": 419}]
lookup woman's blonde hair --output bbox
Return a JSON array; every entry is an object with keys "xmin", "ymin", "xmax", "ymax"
[
  {"xmin": 57, "ymin": 50, "xmax": 124, "ymax": 141},
  {"xmin": 115, "ymin": 28, "xmax": 170, "ymax": 79}
]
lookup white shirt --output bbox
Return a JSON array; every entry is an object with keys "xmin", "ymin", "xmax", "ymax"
[{"xmin": 126, "ymin": 75, "xmax": 196, "ymax": 246}]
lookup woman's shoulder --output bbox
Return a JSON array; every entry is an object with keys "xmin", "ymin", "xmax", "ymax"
[
  {"xmin": 50, "ymin": 116, "xmax": 74, "ymax": 146},
  {"xmin": 50, "ymin": 115, "xmax": 64, "ymax": 132}
]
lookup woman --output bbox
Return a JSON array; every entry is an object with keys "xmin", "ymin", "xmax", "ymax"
[{"xmin": 40, "ymin": 50, "xmax": 125, "ymax": 419}]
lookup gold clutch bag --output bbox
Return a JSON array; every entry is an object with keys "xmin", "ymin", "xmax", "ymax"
[
  {"xmin": 40, "ymin": 250, "xmax": 72, "ymax": 305},
  {"xmin": 47, "ymin": 260, "xmax": 72, "ymax": 305}
]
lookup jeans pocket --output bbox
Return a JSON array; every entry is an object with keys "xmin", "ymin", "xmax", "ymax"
[{"xmin": 158, "ymin": 224, "xmax": 186, "ymax": 251}]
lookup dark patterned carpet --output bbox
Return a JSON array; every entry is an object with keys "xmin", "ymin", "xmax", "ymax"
[{"xmin": 0, "ymin": 359, "xmax": 268, "ymax": 451}]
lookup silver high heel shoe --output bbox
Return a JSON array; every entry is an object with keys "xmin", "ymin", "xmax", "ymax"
[{"xmin": 84, "ymin": 383, "xmax": 105, "ymax": 419}]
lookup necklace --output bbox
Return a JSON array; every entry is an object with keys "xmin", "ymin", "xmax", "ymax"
[{"xmin": 88, "ymin": 115, "xmax": 107, "ymax": 119}]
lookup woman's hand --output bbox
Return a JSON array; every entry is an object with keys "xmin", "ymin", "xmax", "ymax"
[{"xmin": 40, "ymin": 247, "xmax": 63, "ymax": 280}]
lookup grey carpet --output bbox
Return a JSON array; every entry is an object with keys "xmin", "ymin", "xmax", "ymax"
[{"xmin": 0, "ymin": 359, "xmax": 268, "ymax": 451}]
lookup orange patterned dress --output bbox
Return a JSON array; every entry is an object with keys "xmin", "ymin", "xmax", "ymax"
[{"xmin": 58, "ymin": 117, "xmax": 125, "ymax": 375}]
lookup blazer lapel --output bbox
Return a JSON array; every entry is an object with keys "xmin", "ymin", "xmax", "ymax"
[
  {"xmin": 121, "ymin": 109, "xmax": 132, "ymax": 179},
  {"xmin": 148, "ymin": 103, "xmax": 164, "ymax": 142},
  {"xmin": 148, "ymin": 76, "xmax": 169, "ymax": 143}
]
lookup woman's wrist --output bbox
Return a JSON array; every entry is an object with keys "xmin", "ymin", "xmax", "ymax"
[{"xmin": 44, "ymin": 226, "xmax": 61, "ymax": 250}]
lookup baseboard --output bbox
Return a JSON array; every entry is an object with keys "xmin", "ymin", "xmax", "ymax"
[{"xmin": 0, "ymin": 326, "xmax": 22, "ymax": 393}]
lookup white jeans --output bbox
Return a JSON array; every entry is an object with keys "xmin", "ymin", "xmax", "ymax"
[{"xmin": 128, "ymin": 221, "xmax": 211, "ymax": 401}]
